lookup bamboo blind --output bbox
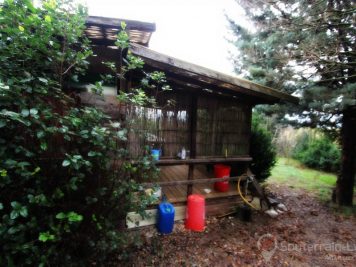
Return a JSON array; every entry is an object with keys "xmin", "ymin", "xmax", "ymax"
[
  {"xmin": 125, "ymin": 91, "xmax": 191, "ymax": 157},
  {"xmin": 196, "ymin": 95, "xmax": 251, "ymax": 157},
  {"xmin": 125, "ymin": 91, "xmax": 251, "ymax": 158}
]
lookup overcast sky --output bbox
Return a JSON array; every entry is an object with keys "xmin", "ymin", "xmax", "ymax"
[{"xmin": 85, "ymin": 0, "xmax": 248, "ymax": 75}]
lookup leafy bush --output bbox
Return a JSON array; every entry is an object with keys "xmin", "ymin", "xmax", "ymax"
[
  {"xmin": 0, "ymin": 1, "xmax": 163, "ymax": 265},
  {"xmin": 292, "ymin": 129, "xmax": 314, "ymax": 158},
  {"xmin": 250, "ymin": 112, "xmax": 277, "ymax": 182},
  {"xmin": 274, "ymin": 126, "xmax": 307, "ymax": 158},
  {"xmin": 293, "ymin": 133, "xmax": 341, "ymax": 173}
]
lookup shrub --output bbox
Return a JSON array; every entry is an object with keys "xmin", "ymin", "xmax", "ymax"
[
  {"xmin": 293, "ymin": 134, "xmax": 341, "ymax": 173},
  {"xmin": 292, "ymin": 129, "xmax": 314, "ymax": 158},
  {"xmin": 0, "ymin": 1, "xmax": 164, "ymax": 265},
  {"xmin": 250, "ymin": 112, "xmax": 277, "ymax": 182},
  {"xmin": 274, "ymin": 126, "xmax": 310, "ymax": 158}
]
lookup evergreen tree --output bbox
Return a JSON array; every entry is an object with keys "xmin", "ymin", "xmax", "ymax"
[{"xmin": 228, "ymin": 0, "xmax": 356, "ymax": 205}]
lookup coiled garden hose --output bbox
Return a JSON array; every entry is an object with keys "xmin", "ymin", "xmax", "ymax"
[{"xmin": 237, "ymin": 176, "xmax": 258, "ymax": 210}]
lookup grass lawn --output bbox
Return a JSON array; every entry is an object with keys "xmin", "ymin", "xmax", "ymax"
[{"xmin": 267, "ymin": 157, "xmax": 337, "ymax": 201}]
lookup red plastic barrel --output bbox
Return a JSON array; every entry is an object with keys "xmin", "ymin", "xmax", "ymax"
[
  {"xmin": 214, "ymin": 164, "xmax": 231, "ymax": 192},
  {"xmin": 185, "ymin": 194, "xmax": 205, "ymax": 232}
]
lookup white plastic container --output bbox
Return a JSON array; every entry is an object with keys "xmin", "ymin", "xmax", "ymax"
[{"xmin": 181, "ymin": 147, "xmax": 186, "ymax": 160}]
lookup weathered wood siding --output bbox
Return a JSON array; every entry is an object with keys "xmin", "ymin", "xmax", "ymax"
[{"xmin": 125, "ymin": 91, "xmax": 251, "ymax": 158}]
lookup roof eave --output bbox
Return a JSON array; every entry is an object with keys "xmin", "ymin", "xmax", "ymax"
[
  {"xmin": 130, "ymin": 44, "xmax": 299, "ymax": 105},
  {"xmin": 85, "ymin": 16, "xmax": 156, "ymax": 47}
]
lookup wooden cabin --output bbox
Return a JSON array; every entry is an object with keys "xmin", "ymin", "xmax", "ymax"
[{"xmin": 81, "ymin": 16, "xmax": 298, "ymax": 223}]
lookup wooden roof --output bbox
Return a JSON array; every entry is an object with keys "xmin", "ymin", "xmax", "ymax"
[
  {"xmin": 85, "ymin": 16, "xmax": 155, "ymax": 46},
  {"xmin": 130, "ymin": 44, "xmax": 299, "ymax": 104},
  {"xmin": 84, "ymin": 16, "xmax": 298, "ymax": 104}
]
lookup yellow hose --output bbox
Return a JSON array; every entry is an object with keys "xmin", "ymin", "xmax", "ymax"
[{"xmin": 237, "ymin": 176, "xmax": 258, "ymax": 210}]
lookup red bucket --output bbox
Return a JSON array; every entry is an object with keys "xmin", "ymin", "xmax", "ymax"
[
  {"xmin": 185, "ymin": 194, "xmax": 205, "ymax": 232},
  {"xmin": 214, "ymin": 164, "xmax": 231, "ymax": 192}
]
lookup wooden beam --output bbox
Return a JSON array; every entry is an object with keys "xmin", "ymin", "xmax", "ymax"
[
  {"xmin": 187, "ymin": 165, "xmax": 194, "ymax": 195},
  {"xmin": 166, "ymin": 190, "xmax": 243, "ymax": 204},
  {"xmin": 85, "ymin": 17, "xmax": 155, "ymax": 47},
  {"xmin": 126, "ymin": 198, "xmax": 248, "ymax": 228},
  {"xmin": 86, "ymin": 16, "xmax": 156, "ymax": 32},
  {"xmin": 113, "ymin": 157, "xmax": 253, "ymax": 170},
  {"xmin": 189, "ymin": 94, "xmax": 198, "ymax": 159},
  {"xmin": 130, "ymin": 67, "xmax": 243, "ymax": 98},
  {"xmin": 130, "ymin": 44, "xmax": 299, "ymax": 104},
  {"xmin": 187, "ymin": 94, "xmax": 198, "ymax": 196},
  {"xmin": 116, "ymin": 48, "xmax": 123, "ymax": 94},
  {"xmin": 123, "ymin": 67, "xmax": 262, "ymax": 104},
  {"xmin": 155, "ymin": 156, "xmax": 252, "ymax": 166},
  {"xmin": 140, "ymin": 57, "xmax": 275, "ymax": 101},
  {"xmin": 84, "ymin": 38, "xmax": 145, "ymax": 47},
  {"xmin": 142, "ymin": 57, "xmax": 282, "ymax": 103},
  {"xmin": 126, "ymin": 205, "xmax": 186, "ymax": 229},
  {"xmin": 164, "ymin": 75, "xmax": 265, "ymax": 105},
  {"xmin": 142, "ymin": 174, "xmax": 248, "ymax": 187},
  {"xmin": 126, "ymin": 198, "xmax": 249, "ymax": 228}
]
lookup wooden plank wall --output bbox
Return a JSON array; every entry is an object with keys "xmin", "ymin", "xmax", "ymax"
[{"xmin": 159, "ymin": 165, "xmax": 241, "ymax": 203}]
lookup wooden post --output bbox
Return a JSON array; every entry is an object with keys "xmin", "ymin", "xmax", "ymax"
[
  {"xmin": 116, "ymin": 48, "xmax": 131, "ymax": 156},
  {"xmin": 187, "ymin": 94, "xmax": 198, "ymax": 196},
  {"xmin": 116, "ymin": 48, "xmax": 128, "ymax": 94},
  {"xmin": 187, "ymin": 164, "xmax": 194, "ymax": 195},
  {"xmin": 116, "ymin": 48, "xmax": 122, "ymax": 94}
]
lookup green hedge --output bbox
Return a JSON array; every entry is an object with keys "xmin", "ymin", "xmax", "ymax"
[
  {"xmin": 250, "ymin": 113, "xmax": 277, "ymax": 182},
  {"xmin": 293, "ymin": 133, "xmax": 341, "ymax": 173},
  {"xmin": 0, "ymin": 1, "xmax": 161, "ymax": 265}
]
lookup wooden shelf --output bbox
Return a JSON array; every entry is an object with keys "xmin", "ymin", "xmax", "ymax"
[
  {"xmin": 156, "ymin": 156, "xmax": 252, "ymax": 166},
  {"xmin": 143, "ymin": 174, "xmax": 248, "ymax": 187},
  {"xmin": 166, "ymin": 190, "xmax": 243, "ymax": 204}
]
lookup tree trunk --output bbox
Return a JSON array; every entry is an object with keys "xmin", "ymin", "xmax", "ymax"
[{"xmin": 335, "ymin": 107, "xmax": 356, "ymax": 206}]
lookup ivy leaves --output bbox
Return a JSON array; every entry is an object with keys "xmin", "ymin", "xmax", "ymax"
[
  {"xmin": 39, "ymin": 232, "xmax": 55, "ymax": 242},
  {"xmin": 55, "ymin": 211, "xmax": 83, "ymax": 222},
  {"xmin": 0, "ymin": 0, "xmax": 161, "ymax": 265},
  {"xmin": 21, "ymin": 108, "xmax": 39, "ymax": 117},
  {"xmin": 37, "ymin": 212, "xmax": 84, "ymax": 243},
  {"xmin": 0, "ymin": 0, "xmax": 95, "ymax": 264},
  {"xmin": 10, "ymin": 201, "xmax": 28, "ymax": 220},
  {"xmin": 62, "ymin": 154, "xmax": 91, "ymax": 170},
  {"xmin": 115, "ymin": 21, "xmax": 130, "ymax": 49}
]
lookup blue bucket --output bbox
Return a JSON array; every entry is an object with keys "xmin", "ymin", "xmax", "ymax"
[
  {"xmin": 151, "ymin": 149, "xmax": 160, "ymax": 160},
  {"xmin": 157, "ymin": 202, "xmax": 175, "ymax": 234}
]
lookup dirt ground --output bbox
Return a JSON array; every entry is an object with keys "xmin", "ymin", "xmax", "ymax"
[{"xmin": 118, "ymin": 185, "xmax": 356, "ymax": 267}]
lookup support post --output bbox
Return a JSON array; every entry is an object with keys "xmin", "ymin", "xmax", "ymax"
[
  {"xmin": 116, "ymin": 48, "xmax": 122, "ymax": 94},
  {"xmin": 335, "ymin": 107, "xmax": 356, "ymax": 206},
  {"xmin": 116, "ymin": 48, "xmax": 128, "ymax": 94},
  {"xmin": 187, "ymin": 94, "xmax": 198, "ymax": 196}
]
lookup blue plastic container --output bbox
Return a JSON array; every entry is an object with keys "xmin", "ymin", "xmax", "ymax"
[
  {"xmin": 157, "ymin": 202, "xmax": 175, "ymax": 234},
  {"xmin": 151, "ymin": 149, "xmax": 160, "ymax": 160}
]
